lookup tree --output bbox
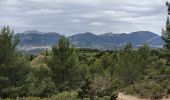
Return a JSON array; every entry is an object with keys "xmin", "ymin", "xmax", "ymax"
[
  {"xmin": 162, "ymin": 3, "xmax": 170, "ymax": 64},
  {"xmin": 162, "ymin": 17, "xmax": 170, "ymax": 49},
  {"xmin": 0, "ymin": 26, "xmax": 30, "ymax": 98},
  {"xmin": 78, "ymin": 78, "xmax": 94, "ymax": 100},
  {"xmin": 100, "ymin": 53, "xmax": 118, "ymax": 77},
  {"xmin": 138, "ymin": 44, "xmax": 150, "ymax": 77},
  {"xmin": 26, "ymin": 64, "xmax": 56, "ymax": 97},
  {"xmin": 0, "ymin": 26, "xmax": 19, "ymax": 65},
  {"xmin": 162, "ymin": 2, "xmax": 170, "ymax": 49},
  {"xmin": 100, "ymin": 53, "xmax": 112, "ymax": 69},
  {"xmin": 46, "ymin": 36, "xmax": 79, "ymax": 91},
  {"xmin": 116, "ymin": 43, "xmax": 143, "ymax": 86}
]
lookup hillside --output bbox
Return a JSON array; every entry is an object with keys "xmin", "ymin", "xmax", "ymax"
[
  {"xmin": 1, "ymin": 27, "xmax": 169, "ymax": 100},
  {"xmin": 16, "ymin": 31, "xmax": 165, "ymax": 54}
]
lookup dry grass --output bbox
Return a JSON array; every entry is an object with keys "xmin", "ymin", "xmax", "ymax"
[{"xmin": 117, "ymin": 92, "xmax": 170, "ymax": 100}]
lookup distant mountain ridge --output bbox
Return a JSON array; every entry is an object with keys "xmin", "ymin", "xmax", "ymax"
[
  {"xmin": 15, "ymin": 31, "xmax": 165, "ymax": 54},
  {"xmin": 69, "ymin": 31, "xmax": 164, "ymax": 49},
  {"xmin": 16, "ymin": 31, "xmax": 61, "ymax": 47}
]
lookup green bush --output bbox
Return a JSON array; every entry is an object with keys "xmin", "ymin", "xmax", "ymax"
[
  {"xmin": 50, "ymin": 91, "xmax": 78, "ymax": 100},
  {"xmin": 26, "ymin": 64, "xmax": 56, "ymax": 97}
]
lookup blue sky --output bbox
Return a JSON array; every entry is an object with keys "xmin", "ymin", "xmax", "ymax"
[{"xmin": 0, "ymin": 0, "xmax": 168, "ymax": 35}]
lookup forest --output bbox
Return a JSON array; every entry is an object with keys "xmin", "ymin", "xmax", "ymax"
[{"xmin": 0, "ymin": 26, "xmax": 169, "ymax": 100}]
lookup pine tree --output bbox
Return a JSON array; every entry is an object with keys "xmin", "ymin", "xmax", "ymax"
[
  {"xmin": 116, "ymin": 43, "xmax": 144, "ymax": 86},
  {"xmin": 0, "ymin": 26, "xmax": 30, "ymax": 98},
  {"xmin": 162, "ymin": 16, "xmax": 170, "ymax": 49},
  {"xmin": 46, "ymin": 36, "xmax": 79, "ymax": 91},
  {"xmin": 138, "ymin": 44, "xmax": 150, "ymax": 77},
  {"xmin": 162, "ymin": 3, "xmax": 170, "ymax": 64},
  {"xmin": 0, "ymin": 26, "xmax": 19, "ymax": 65}
]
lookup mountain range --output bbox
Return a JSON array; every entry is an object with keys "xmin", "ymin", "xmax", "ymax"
[{"xmin": 15, "ymin": 31, "xmax": 165, "ymax": 54}]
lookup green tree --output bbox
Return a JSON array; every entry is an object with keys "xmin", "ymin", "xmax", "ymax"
[
  {"xmin": 46, "ymin": 36, "xmax": 79, "ymax": 91},
  {"xmin": 100, "ymin": 53, "xmax": 118, "ymax": 77},
  {"xmin": 116, "ymin": 43, "xmax": 143, "ymax": 86},
  {"xmin": 26, "ymin": 64, "xmax": 56, "ymax": 97},
  {"xmin": 0, "ymin": 26, "xmax": 30, "ymax": 98},
  {"xmin": 138, "ymin": 44, "xmax": 150, "ymax": 77},
  {"xmin": 100, "ymin": 53, "xmax": 112, "ymax": 69},
  {"xmin": 162, "ymin": 17, "xmax": 170, "ymax": 49},
  {"xmin": 78, "ymin": 78, "xmax": 94, "ymax": 100},
  {"xmin": 161, "ymin": 9, "xmax": 170, "ymax": 63},
  {"xmin": 0, "ymin": 26, "xmax": 19, "ymax": 65}
]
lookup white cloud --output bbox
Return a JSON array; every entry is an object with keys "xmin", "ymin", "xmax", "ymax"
[
  {"xmin": 0, "ymin": 0, "xmax": 168, "ymax": 35},
  {"xmin": 2, "ymin": 0, "xmax": 20, "ymax": 6},
  {"xmin": 25, "ymin": 9, "xmax": 62, "ymax": 15},
  {"xmin": 0, "ymin": 16, "xmax": 31, "ymax": 28},
  {"xmin": 71, "ymin": 19, "xmax": 81, "ymax": 23},
  {"xmin": 89, "ymin": 22, "xmax": 104, "ymax": 26}
]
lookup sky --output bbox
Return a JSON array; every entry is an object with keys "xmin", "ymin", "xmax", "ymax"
[{"xmin": 0, "ymin": 0, "xmax": 168, "ymax": 36}]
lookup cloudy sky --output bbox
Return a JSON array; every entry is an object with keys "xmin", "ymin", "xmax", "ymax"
[{"xmin": 0, "ymin": 0, "xmax": 168, "ymax": 35}]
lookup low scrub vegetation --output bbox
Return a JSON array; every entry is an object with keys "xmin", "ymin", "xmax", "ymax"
[{"xmin": 0, "ymin": 27, "xmax": 169, "ymax": 100}]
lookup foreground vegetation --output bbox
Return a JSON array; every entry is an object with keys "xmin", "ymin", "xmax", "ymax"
[{"xmin": 0, "ymin": 26, "xmax": 169, "ymax": 100}]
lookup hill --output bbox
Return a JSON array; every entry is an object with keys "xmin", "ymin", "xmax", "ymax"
[{"xmin": 16, "ymin": 31, "xmax": 165, "ymax": 54}]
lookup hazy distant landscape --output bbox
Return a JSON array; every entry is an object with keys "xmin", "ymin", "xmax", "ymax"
[
  {"xmin": 0, "ymin": 0, "xmax": 170, "ymax": 100},
  {"xmin": 16, "ymin": 31, "xmax": 165, "ymax": 54}
]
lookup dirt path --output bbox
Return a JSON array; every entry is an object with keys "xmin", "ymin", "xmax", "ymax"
[{"xmin": 117, "ymin": 92, "xmax": 170, "ymax": 100}]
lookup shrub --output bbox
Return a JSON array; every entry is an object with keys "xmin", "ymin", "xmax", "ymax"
[
  {"xmin": 50, "ymin": 91, "xmax": 78, "ymax": 100},
  {"xmin": 124, "ymin": 80, "xmax": 166, "ymax": 99}
]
